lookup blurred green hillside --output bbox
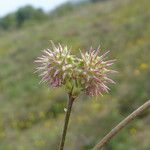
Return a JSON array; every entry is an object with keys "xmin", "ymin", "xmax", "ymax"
[{"xmin": 0, "ymin": 0, "xmax": 149, "ymax": 149}]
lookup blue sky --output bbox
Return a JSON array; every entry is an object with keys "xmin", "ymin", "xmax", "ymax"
[{"xmin": 0, "ymin": 0, "xmax": 70, "ymax": 17}]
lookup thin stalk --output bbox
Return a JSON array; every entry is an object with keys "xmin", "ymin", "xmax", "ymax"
[
  {"xmin": 59, "ymin": 92, "xmax": 75, "ymax": 150},
  {"xmin": 93, "ymin": 100, "xmax": 150, "ymax": 150}
]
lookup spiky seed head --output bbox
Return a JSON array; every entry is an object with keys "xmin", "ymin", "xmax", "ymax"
[
  {"xmin": 78, "ymin": 47, "xmax": 116, "ymax": 96},
  {"xmin": 35, "ymin": 42, "xmax": 116, "ymax": 97},
  {"xmin": 35, "ymin": 41, "xmax": 76, "ymax": 88}
]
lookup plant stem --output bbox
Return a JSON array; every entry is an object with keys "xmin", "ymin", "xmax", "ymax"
[
  {"xmin": 59, "ymin": 93, "xmax": 75, "ymax": 150},
  {"xmin": 93, "ymin": 100, "xmax": 150, "ymax": 150}
]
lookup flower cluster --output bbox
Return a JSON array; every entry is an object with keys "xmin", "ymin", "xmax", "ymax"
[
  {"xmin": 35, "ymin": 42, "xmax": 116, "ymax": 97},
  {"xmin": 35, "ymin": 41, "xmax": 76, "ymax": 87},
  {"xmin": 77, "ymin": 48, "xmax": 116, "ymax": 96}
]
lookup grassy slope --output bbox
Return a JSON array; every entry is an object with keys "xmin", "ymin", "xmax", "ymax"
[{"xmin": 0, "ymin": 0, "xmax": 149, "ymax": 149}]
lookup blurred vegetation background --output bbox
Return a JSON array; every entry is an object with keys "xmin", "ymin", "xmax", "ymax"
[{"xmin": 0, "ymin": 0, "xmax": 149, "ymax": 149}]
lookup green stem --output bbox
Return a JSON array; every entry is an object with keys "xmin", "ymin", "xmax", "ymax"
[{"xmin": 59, "ymin": 93, "xmax": 75, "ymax": 150}]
